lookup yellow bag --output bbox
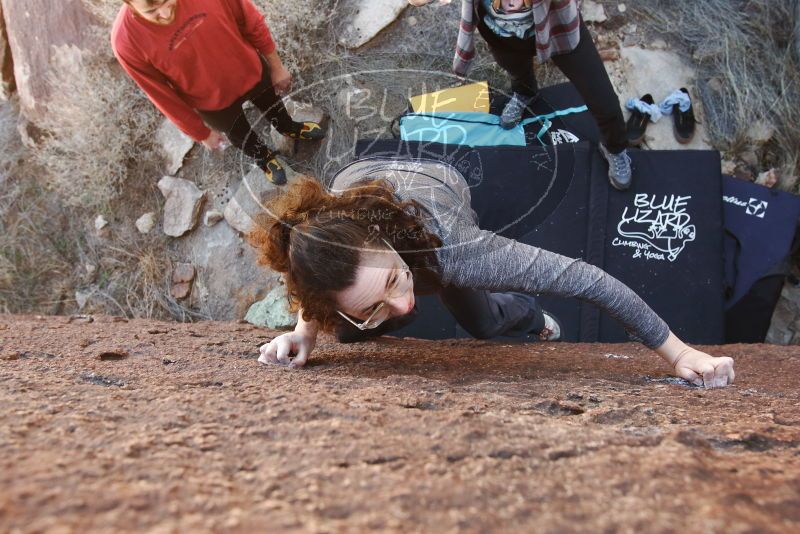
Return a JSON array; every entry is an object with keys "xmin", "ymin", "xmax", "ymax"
[{"xmin": 409, "ymin": 81, "xmax": 491, "ymax": 113}]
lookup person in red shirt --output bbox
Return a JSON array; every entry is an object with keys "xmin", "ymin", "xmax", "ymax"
[{"xmin": 112, "ymin": 0, "xmax": 325, "ymax": 185}]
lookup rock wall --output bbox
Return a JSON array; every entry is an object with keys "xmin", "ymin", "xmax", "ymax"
[{"xmin": 0, "ymin": 0, "xmax": 97, "ymax": 122}]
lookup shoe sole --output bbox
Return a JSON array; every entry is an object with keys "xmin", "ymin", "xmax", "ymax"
[{"xmin": 541, "ymin": 311, "xmax": 563, "ymax": 342}]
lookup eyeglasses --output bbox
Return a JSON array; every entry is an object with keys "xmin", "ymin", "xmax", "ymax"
[{"xmin": 337, "ymin": 240, "xmax": 413, "ymax": 331}]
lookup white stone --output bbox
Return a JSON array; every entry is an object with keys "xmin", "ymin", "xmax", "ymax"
[
  {"xmin": 650, "ymin": 39, "xmax": 668, "ymax": 50},
  {"xmin": 581, "ymin": 0, "xmax": 607, "ymax": 23},
  {"xmin": 338, "ymin": 0, "xmax": 408, "ymax": 49},
  {"xmin": 157, "ymin": 176, "xmax": 206, "ymax": 237},
  {"xmin": 204, "ymin": 210, "xmax": 224, "ymax": 227},
  {"xmin": 94, "ymin": 215, "xmax": 108, "ymax": 231},
  {"xmin": 617, "ymin": 3, "xmax": 627, "ymax": 13},
  {"xmin": 617, "ymin": 47, "xmax": 711, "ymax": 151},
  {"xmin": 135, "ymin": 212, "xmax": 157, "ymax": 234},
  {"xmin": 156, "ymin": 119, "xmax": 194, "ymax": 175}
]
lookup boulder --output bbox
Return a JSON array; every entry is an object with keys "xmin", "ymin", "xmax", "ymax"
[
  {"xmin": 158, "ymin": 176, "xmax": 206, "ymax": 237},
  {"xmin": 244, "ymin": 284, "xmax": 297, "ymax": 330},
  {"xmin": 170, "ymin": 262, "xmax": 196, "ymax": 300},
  {"xmin": 0, "ymin": 0, "xmax": 97, "ymax": 122},
  {"xmin": 338, "ymin": 0, "xmax": 408, "ymax": 49},
  {"xmin": 175, "ymin": 217, "xmax": 283, "ymax": 319},
  {"xmin": 135, "ymin": 212, "xmax": 157, "ymax": 234},
  {"xmin": 156, "ymin": 119, "xmax": 194, "ymax": 175},
  {"xmin": 0, "ymin": 5, "xmax": 15, "ymax": 100},
  {"xmin": 581, "ymin": 0, "xmax": 607, "ymax": 23},
  {"xmin": 223, "ymin": 164, "xmax": 300, "ymax": 235}
]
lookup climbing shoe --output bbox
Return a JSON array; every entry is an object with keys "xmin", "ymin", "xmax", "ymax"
[
  {"xmin": 538, "ymin": 311, "xmax": 562, "ymax": 342},
  {"xmin": 672, "ymin": 88, "xmax": 696, "ymax": 144},
  {"xmin": 626, "ymin": 93, "xmax": 655, "ymax": 146},
  {"xmin": 259, "ymin": 155, "xmax": 287, "ymax": 186},
  {"xmin": 500, "ymin": 92, "xmax": 535, "ymax": 129},
  {"xmin": 599, "ymin": 143, "xmax": 632, "ymax": 191},
  {"xmin": 281, "ymin": 121, "xmax": 326, "ymax": 141}
]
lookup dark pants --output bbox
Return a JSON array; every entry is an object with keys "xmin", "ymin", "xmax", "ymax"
[
  {"xmin": 196, "ymin": 57, "xmax": 294, "ymax": 163},
  {"xmin": 336, "ymin": 287, "xmax": 545, "ymax": 343},
  {"xmin": 477, "ymin": 16, "xmax": 628, "ymax": 153}
]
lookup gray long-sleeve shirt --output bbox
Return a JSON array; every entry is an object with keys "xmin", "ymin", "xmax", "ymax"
[{"xmin": 330, "ymin": 157, "xmax": 670, "ymax": 348}]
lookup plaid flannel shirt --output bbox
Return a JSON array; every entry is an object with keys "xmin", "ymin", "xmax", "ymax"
[{"xmin": 453, "ymin": 0, "xmax": 582, "ymax": 76}]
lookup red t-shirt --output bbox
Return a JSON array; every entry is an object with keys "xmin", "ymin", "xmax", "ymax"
[{"xmin": 111, "ymin": 0, "xmax": 277, "ymax": 141}]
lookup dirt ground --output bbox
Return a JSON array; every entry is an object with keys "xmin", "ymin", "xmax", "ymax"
[{"xmin": 1, "ymin": 314, "xmax": 799, "ymax": 533}]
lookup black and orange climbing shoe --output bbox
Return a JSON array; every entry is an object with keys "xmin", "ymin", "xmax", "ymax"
[
  {"xmin": 281, "ymin": 121, "xmax": 326, "ymax": 141},
  {"xmin": 259, "ymin": 155, "xmax": 287, "ymax": 186}
]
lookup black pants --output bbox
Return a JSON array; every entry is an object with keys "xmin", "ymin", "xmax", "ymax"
[
  {"xmin": 477, "ymin": 16, "xmax": 628, "ymax": 153},
  {"xmin": 196, "ymin": 57, "xmax": 294, "ymax": 163},
  {"xmin": 336, "ymin": 287, "xmax": 545, "ymax": 343}
]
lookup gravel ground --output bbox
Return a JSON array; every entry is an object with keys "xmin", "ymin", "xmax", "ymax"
[{"xmin": 1, "ymin": 314, "xmax": 799, "ymax": 533}]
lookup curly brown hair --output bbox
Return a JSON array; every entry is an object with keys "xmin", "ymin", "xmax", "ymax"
[{"xmin": 249, "ymin": 178, "xmax": 442, "ymax": 332}]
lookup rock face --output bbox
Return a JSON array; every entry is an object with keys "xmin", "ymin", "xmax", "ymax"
[
  {"xmin": 338, "ymin": 0, "xmax": 408, "ymax": 49},
  {"xmin": 157, "ymin": 176, "xmax": 205, "ymax": 237},
  {"xmin": 617, "ymin": 46, "xmax": 711, "ymax": 151},
  {"xmin": 0, "ymin": 4, "xmax": 15, "ymax": 100},
  {"xmin": 1, "ymin": 315, "xmax": 799, "ymax": 533},
  {"xmin": 156, "ymin": 119, "xmax": 194, "ymax": 175},
  {"xmin": 176, "ymin": 219, "xmax": 282, "ymax": 319},
  {"xmin": 0, "ymin": 0, "xmax": 96, "ymax": 121},
  {"xmin": 244, "ymin": 284, "xmax": 297, "ymax": 330}
]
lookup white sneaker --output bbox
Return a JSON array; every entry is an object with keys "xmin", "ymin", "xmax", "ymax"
[{"xmin": 538, "ymin": 311, "xmax": 562, "ymax": 341}]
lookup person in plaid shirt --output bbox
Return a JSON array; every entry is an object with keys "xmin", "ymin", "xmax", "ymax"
[{"xmin": 409, "ymin": 0, "xmax": 633, "ymax": 191}]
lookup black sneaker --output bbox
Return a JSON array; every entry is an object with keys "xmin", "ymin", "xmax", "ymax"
[
  {"xmin": 280, "ymin": 121, "xmax": 326, "ymax": 141},
  {"xmin": 673, "ymin": 88, "xmax": 695, "ymax": 144},
  {"xmin": 626, "ymin": 93, "xmax": 654, "ymax": 146},
  {"xmin": 259, "ymin": 155, "xmax": 287, "ymax": 185}
]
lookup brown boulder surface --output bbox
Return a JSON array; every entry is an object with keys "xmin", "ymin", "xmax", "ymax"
[{"xmin": 1, "ymin": 314, "xmax": 798, "ymax": 532}]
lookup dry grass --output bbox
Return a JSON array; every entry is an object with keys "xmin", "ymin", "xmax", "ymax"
[
  {"xmin": 631, "ymin": 0, "xmax": 800, "ymax": 191},
  {"xmin": 32, "ymin": 42, "xmax": 161, "ymax": 210}
]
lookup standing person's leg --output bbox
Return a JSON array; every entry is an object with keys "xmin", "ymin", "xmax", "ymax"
[
  {"xmin": 475, "ymin": 5, "xmax": 539, "ymax": 128},
  {"xmin": 550, "ymin": 20, "xmax": 632, "ymax": 190},
  {"xmin": 439, "ymin": 286, "xmax": 555, "ymax": 340},
  {"xmin": 248, "ymin": 57, "xmax": 326, "ymax": 141},
  {"xmin": 477, "ymin": 23, "xmax": 539, "ymax": 98},
  {"xmin": 199, "ymin": 101, "xmax": 287, "ymax": 185}
]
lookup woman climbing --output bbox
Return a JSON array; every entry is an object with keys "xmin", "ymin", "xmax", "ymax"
[{"xmin": 251, "ymin": 157, "xmax": 735, "ymax": 388}]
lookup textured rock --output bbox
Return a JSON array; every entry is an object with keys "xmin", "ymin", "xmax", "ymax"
[
  {"xmin": 0, "ymin": 5, "xmax": 15, "ymax": 100},
  {"xmin": 338, "ymin": 0, "xmax": 408, "ymax": 49},
  {"xmin": 0, "ymin": 0, "xmax": 96, "ymax": 121},
  {"xmin": 135, "ymin": 212, "xmax": 157, "ymax": 234},
  {"xmin": 158, "ymin": 176, "xmax": 206, "ymax": 237},
  {"xmin": 156, "ymin": 119, "xmax": 194, "ymax": 175},
  {"xmin": 176, "ymin": 218, "xmax": 282, "ymax": 319},
  {"xmin": 244, "ymin": 284, "xmax": 297, "ymax": 330},
  {"xmin": 203, "ymin": 210, "xmax": 224, "ymax": 227},
  {"xmin": 171, "ymin": 263, "xmax": 196, "ymax": 284},
  {"xmin": 581, "ymin": 0, "xmax": 607, "ymax": 23},
  {"xmin": 755, "ymin": 168, "xmax": 779, "ymax": 188},
  {"xmin": 0, "ymin": 314, "xmax": 798, "ymax": 533}
]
